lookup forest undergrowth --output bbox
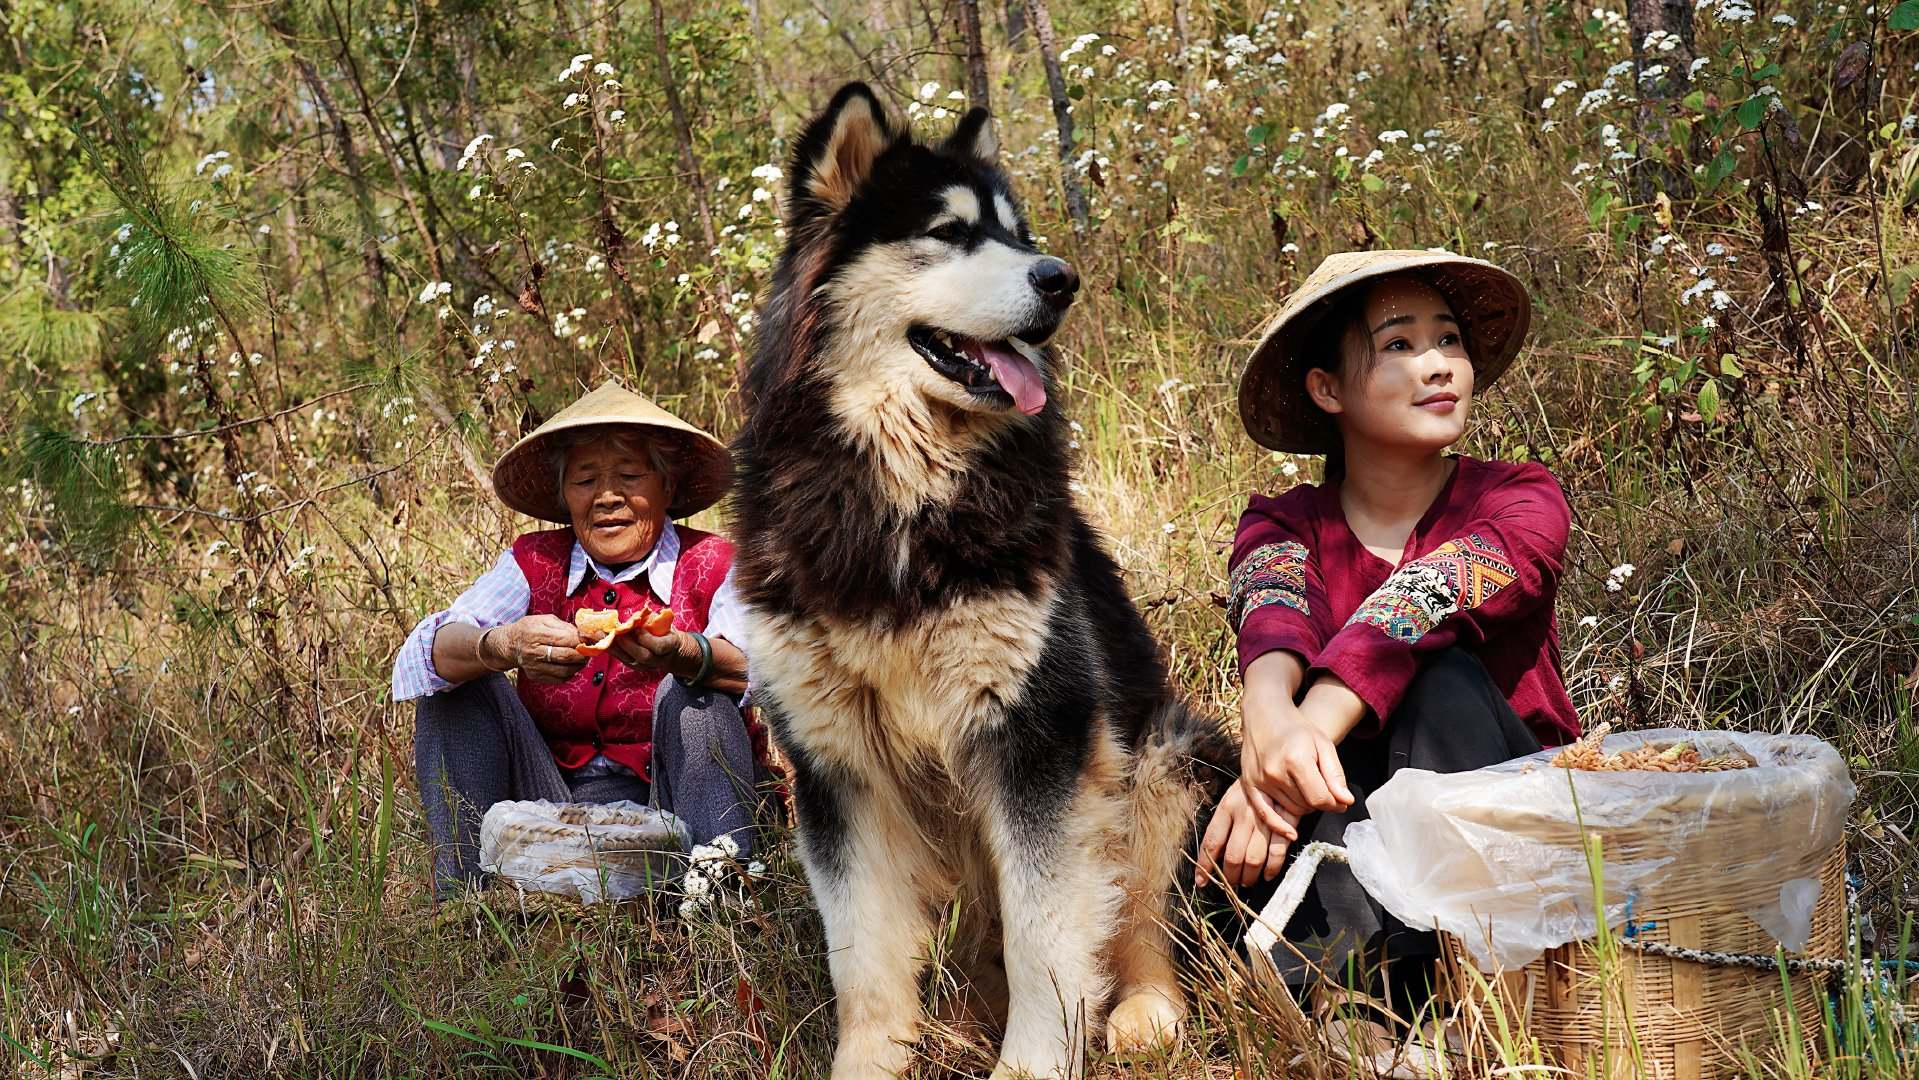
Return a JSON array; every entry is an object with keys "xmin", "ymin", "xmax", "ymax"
[{"xmin": 3, "ymin": 0, "xmax": 1919, "ymax": 1075}]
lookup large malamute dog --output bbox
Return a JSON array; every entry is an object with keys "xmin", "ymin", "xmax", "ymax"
[{"xmin": 730, "ymin": 83, "xmax": 1232, "ymax": 1079}]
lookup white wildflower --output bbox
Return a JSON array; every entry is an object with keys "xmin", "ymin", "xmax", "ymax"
[
  {"xmin": 1605, "ymin": 563, "xmax": 1636, "ymax": 592},
  {"xmin": 558, "ymin": 53, "xmax": 592, "ymax": 81},
  {"xmin": 456, "ymin": 134, "xmax": 492, "ymax": 171}
]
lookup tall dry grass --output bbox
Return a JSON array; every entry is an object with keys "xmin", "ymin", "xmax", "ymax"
[{"xmin": 4, "ymin": 0, "xmax": 1918, "ymax": 1075}]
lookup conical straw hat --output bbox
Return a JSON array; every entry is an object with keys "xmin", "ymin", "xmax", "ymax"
[
  {"xmin": 491, "ymin": 381, "xmax": 732, "ymax": 524},
  {"xmin": 1238, "ymin": 249, "xmax": 1533, "ymax": 454}
]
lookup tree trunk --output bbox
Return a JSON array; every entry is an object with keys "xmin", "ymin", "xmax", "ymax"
[
  {"xmin": 650, "ymin": 0, "xmax": 719, "ymax": 254},
  {"xmin": 957, "ymin": 0, "xmax": 991, "ymax": 110},
  {"xmin": 1171, "ymin": 0, "xmax": 1191, "ymax": 54},
  {"xmin": 1025, "ymin": 0, "xmax": 1088, "ymax": 230},
  {"xmin": 1627, "ymin": 0, "xmax": 1696, "ymax": 203},
  {"xmin": 1002, "ymin": 0, "xmax": 1026, "ymax": 44}
]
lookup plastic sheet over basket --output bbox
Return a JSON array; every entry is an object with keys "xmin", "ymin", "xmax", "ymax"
[
  {"xmin": 479, "ymin": 800, "xmax": 689, "ymax": 903},
  {"xmin": 1340, "ymin": 728, "xmax": 1854, "ymax": 971}
]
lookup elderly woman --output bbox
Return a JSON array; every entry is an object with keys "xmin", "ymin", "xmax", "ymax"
[{"xmin": 393, "ymin": 382, "xmax": 760, "ymax": 897}]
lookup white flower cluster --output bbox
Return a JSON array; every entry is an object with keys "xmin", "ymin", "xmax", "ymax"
[
  {"xmin": 641, "ymin": 220, "xmax": 682, "ymax": 249},
  {"xmin": 195, "ymin": 149, "xmax": 233, "ymax": 181},
  {"xmin": 557, "ymin": 52, "xmax": 593, "ymax": 81},
  {"xmin": 1696, "ymin": 0, "xmax": 1755, "ymax": 24},
  {"xmin": 1058, "ymin": 33, "xmax": 1101, "ymax": 63},
  {"xmin": 285, "ymin": 545, "xmax": 319, "ymax": 576},
  {"xmin": 677, "ymin": 832, "xmax": 767, "ymax": 919},
  {"xmin": 456, "ymin": 134, "xmax": 492, "ymax": 172},
  {"xmin": 1606, "ymin": 562, "xmax": 1636, "ymax": 592}
]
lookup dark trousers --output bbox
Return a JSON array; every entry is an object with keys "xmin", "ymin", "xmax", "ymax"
[
  {"xmin": 413, "ymin": 673, "xmax": 759, "ymax": 898},
  {"xmin": 1239, "ymin": 648, "xmax": 1542, "ymax": 1002}
]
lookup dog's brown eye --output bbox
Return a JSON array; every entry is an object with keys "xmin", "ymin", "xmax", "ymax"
[{"xmin": 926, "ymin": 221, "xmax": 969, "ymax": 244}]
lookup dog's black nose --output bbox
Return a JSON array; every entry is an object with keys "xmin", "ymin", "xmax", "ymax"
[{"xmin": 1029, "ymin": 258, "xmax": 1080, "ymax": 309}]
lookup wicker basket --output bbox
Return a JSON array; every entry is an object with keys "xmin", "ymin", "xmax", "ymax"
[{"xmin": 1441, "ymin": 844, "xmax": 1846, "ymax": 1079}]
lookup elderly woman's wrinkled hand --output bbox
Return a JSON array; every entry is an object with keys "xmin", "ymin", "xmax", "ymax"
[
  {"xmin": 608, "ymin": 628, "xmax": 682, "ymax": 673},
  {"xmin": 497, "ymin": 614, "xmax": 589, "ymax": 683}
]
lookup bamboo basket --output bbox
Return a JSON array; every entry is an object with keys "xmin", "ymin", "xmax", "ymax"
[{"xmin": 1441, "ymin": 844, "xmax": 1846, "ymax": 1079}]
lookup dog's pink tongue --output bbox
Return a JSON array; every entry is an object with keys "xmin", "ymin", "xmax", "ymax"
[{"xmin": 965, "ymin": 339, "xmax": 1047, "ymax": 415}]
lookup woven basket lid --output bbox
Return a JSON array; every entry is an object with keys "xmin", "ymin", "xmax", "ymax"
[
  {"xmin": 491, "ymin": 381, "xmax": 732, "ymax": 524},
  {"xmin": 1238, "ymin": 249, "xmax": 1533, "ymax": 454}
]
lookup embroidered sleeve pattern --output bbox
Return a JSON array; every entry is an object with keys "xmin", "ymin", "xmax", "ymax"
[
  {"xmin": 1228, "ymin": 540, "xmax": 1311, "ymax": 629},
  {"xmin": 1347, "ymin": 532, "xmax": 1516, "ymax": 644}
]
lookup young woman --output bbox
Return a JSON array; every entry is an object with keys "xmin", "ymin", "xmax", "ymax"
[{"xmin": 1199, "ymin": 250, "xmax": 1580, "ymax": 1021}]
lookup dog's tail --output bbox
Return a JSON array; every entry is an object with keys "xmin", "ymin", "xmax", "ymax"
[{"xmin": 1139, "ymin": 697, "xmax": 1238, "ymax": 803}]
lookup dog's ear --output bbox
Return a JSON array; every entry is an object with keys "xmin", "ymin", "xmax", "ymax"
[
  {"xmin": 788, "ymin": 82, "xmax": 894, "ymax": 220},
  {"xmin": 940, "ymin": 107, "xmax": 999, "ymax": 164}
]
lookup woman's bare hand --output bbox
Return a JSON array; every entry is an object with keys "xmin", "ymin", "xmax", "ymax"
[
  {"xmin": 1240, "ymin": 706, "xmax": 1354, "ymax": 819},
  {"xmin": 608, "ymin": 628, "xmax": 682, "ymax": 672},
  {"xmin": 1197, "ymin": 783, "xmax": 1298, "ymax": 888},
  {"xmin": 497, "ymin": 614, "xmax": 587, "ymax": 683}
]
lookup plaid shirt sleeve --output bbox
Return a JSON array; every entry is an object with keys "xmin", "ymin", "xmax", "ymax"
[
  {"xmin": 703, "ymin": 564, "xmax": 747, "ymax": 648},
  {"xmin": 390, "ymin": 548, "xmax": 532, "ymax": 701}
]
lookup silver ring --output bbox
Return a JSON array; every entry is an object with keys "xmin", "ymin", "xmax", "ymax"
[{"xmin": 543, "ymin": 644, "xmax": 553, "ymax": 662}]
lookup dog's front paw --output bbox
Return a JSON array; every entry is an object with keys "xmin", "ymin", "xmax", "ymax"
[{"xmin": 1104, "ymin": 989, "xmax": 1184, "ymax": 1054}]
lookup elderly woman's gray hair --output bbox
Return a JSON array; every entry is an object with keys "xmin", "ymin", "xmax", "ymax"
[{"xmin": 550, "ymin": 425, "xmax": 682, "ymax": 501}]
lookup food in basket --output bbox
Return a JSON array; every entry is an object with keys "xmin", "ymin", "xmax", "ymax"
[
  {"xmin": 574, "ymin": 606, "xmax": 675, "ymax": 654},
  {"xmin": 1549, "ymin": 722, "xmax": 1753, "ymax": 772}
]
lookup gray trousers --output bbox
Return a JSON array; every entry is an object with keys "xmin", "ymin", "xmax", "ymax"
[{"xmin": 414, "ymin": 673, "xmax": 758, "ymax": 896}]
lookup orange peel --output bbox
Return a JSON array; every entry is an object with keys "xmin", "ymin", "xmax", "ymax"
[{"xmin": 573, "ymin": 606, "xmax": 675, "ymax": 655}]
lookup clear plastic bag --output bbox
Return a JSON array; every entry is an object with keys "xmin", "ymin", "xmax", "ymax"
[
  {"xmin": 1340, "ymin": 728, "xmax": 1854, "ymax": 970},
  {"xmin": 479, "ymin": 799, "xmax": 689, "ymax": 903}
]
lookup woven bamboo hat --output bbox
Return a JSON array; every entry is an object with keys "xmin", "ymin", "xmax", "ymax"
[
  {"xmin": 491, "ymin": 381, "xmax": 732, "ymax": 523},
  {"xmin": 1238, "ymin": 249, "xmax": 1533, "ymax": 454}
]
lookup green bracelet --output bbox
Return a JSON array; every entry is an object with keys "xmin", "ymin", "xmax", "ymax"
[{"xmin": 687, "ymin": 631, "xmax": 714, "ymax": 688}]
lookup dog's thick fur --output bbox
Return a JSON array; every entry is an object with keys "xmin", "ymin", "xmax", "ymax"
[{"xmin": 730, "ymin": 83, "xmax": 1233, "ymax": 1080}]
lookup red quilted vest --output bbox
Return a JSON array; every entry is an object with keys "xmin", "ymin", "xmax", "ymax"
[{"xmin": 512, "ymin": 526, "xmax": 734, "ymax": 779}]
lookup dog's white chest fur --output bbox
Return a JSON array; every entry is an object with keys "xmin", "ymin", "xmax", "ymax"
[{"xmin": 747, "ymin": 583, "xmax": 1057, "ymax": 773}]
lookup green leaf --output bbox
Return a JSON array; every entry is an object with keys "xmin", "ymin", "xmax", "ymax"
[
  {"xmin": 1698, "ymin": 378, "xmax": 1721, "ymax": 424},
  {"xmin": 1735, "ymin": 95, "xmax": 1768, "ymax": 130},
  {"xmin": 1720, "ymin": 354, "xmax": 1745, "ymax": 377},
  {"xmin": 1702, "ymin": 148, "xmax": 1738, "ymax": 193},
  {"xmin": 1231, "ymin": 154, "xmax": 1250, "ymax": 177},
  {"xmin": 1066, "ymin": 83, "xmax": 1084, "ymax": 100},
  {"xmin": 1683, "ymin": 90, "xmax": 1708, "ymax": 114},
  {"xmin": 1890, "ymin": 1, "xmax": 1919, "ymax": 30},
  {"xmin": 1750, "ymin": 63, "xmax": 1782, "ymax": 80},
  {"xmin": 1361, "ymin": 172, "xmax": 1385, "ymax": 192},
  {"xmin": 1587, "ymin": 188, "xmax": 1614, "ymax": 227},
  {"xmin": 1642, "ymin": 402, "xmax": 1665, "ymax": 425},
  {"xmin": 1247, "ymin": 123, "xmax": 1272, "ymax": 146},
  {"xmin": 1889, "ymin": 267, "xmax": 1916, "ymax": 308}
]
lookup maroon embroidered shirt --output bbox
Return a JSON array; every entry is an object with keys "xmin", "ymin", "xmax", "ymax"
[{"xmin": 1229, "ymin": 456, "xmax": 1580, "ymax": 747}]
